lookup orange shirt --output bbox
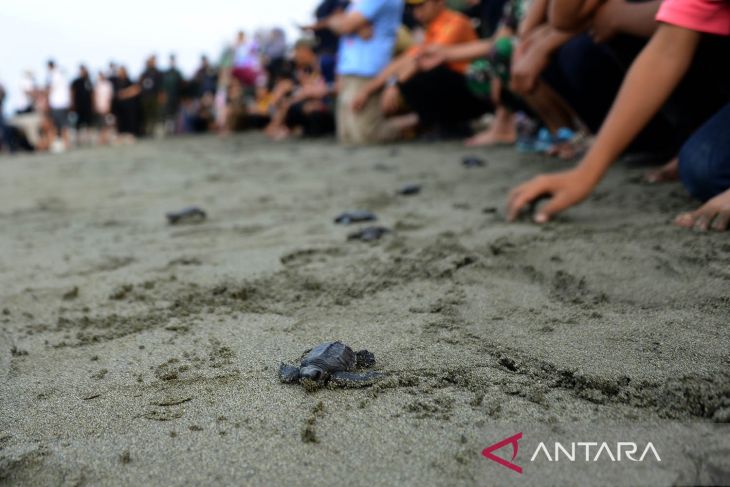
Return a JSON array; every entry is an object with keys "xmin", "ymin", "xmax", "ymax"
[{"xmin": 408, "ymin": 9, "xmax": 478, "ymax": 74}]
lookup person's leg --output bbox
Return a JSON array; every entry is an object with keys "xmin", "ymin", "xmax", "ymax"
[
  {"xmin": 398, "ymin": 66, "xmax": 492, "ymax": 128},
  {"xmin": 352, "ymin": 79, "xmax": 386, "ymax": 144},
  {"xmin": 298, "ymin": 101, "xmax": 335, "ymax": 137},
  {"xmin": 663, "ymin": 35, "xmax": 730, "ymax": 143},
  {"xmin": 266, "ymin": 98, "xmax": 292, "ymax": 137},
  {"xmin": 336, "ymin": 76, "xmax": 355, "ymax": 144},
  {"xmin": 141, "ymin": 98, "xmax": 151, "ymax": 136},
  {"xmin": 675, "ymin": 188, "xmax": 730, "ymax": 232},
  {"xmin": 674, "ymin": 102, "xmax": 730, "ymax": 232},
  {"xmin": 645, "ymin": 157, "xmax": 679, "ymax": 184},
  {"xmin": 480, "ymin": 0, "xmax": 510, "ymax": 37},
  {"xmin": 340, "ymin": 77, "xmax": 399, "ymax": 145},
  {"xmin": 465, "ymin": 105, "xmax": 516, "ymax": 147},
  {"xmin": 542, "ymin": 34, "xmax": 677, "ymax": 155},
  {"xmin": 50, "ymin": 109, "xmax": 62, "ymax": 139},
  {"xmin": 521, "ymin": 82, "xmax": 577, "ymax": 134},
  {"xmin": 677, "ymin": 102, "xmax": 730, "ymax": 203}
]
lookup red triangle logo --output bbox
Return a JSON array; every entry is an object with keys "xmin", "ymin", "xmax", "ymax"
[{"xmin": 482, "ymin": 432, "xmax": 523, "ymax": 474}]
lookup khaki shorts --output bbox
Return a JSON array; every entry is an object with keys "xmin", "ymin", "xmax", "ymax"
[{"xmin": 337, "ymin": 76, "xmax": 399, "ymax": 145}]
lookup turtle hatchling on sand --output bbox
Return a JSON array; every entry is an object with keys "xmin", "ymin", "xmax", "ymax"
[
  {"xmin": 279, "ymin": 341, "xmax": 383, "ymax": 388},
  {"xmin": 166, "ymin": 207, "xmax": 207, "ymax": 225},
  {"xmin": 397, "ymin": 183, "xmax": 422, "ymax": 196},
  {"xmin": 347, "ymin": 226, "xmax": 390, "ymax": 242},
  {"xmin": 462, "ymin": 155, "xmax": 487, "ymax": 167},
  {"xmin": 334, "ymin": 210, "xmax": 377, "ymax": 225}
]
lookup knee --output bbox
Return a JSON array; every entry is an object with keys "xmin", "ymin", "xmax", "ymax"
[{"xmin": 678, "ymin": 138, "xmax": 714, "ymax": 201}]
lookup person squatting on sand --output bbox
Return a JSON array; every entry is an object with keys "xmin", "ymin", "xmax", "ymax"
[
  {"xmin": 325, "ymin": 0, "xmax": 406, "ymax": 144},
  {"xmin": 350, "ymin": 0, "xmax": 491, "ymax": 139},
  {"xmin": 506, "ymin": 0, "xmax": 730, "ymax": 231}
]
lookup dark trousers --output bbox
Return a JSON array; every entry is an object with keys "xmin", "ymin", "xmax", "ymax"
[
  {"xmin": 399, "ymin": 66, "xmax": 492, "ymax": 128},
  {"xmin": 285, "ymin": 102, "xmax": 335, "ymax": 137},
  {"xmin": 679, "ymin": 102, "xmax": 730, "ymax": 202},
  {"xmin": 542, "ymin": 34, "xmax": 677, "ymax": 154},
  {"xmin": 141, "ymin": 96, "xmax": 160, "ymax": 136},
  {"xmin": 543, "ymin": 34, "xmax": 730, "ymax": 156}
]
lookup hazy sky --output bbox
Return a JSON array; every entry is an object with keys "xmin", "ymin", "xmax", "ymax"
[{"xmin": 0, "ymin": 0, "xmax": 321, "ymax": 114}]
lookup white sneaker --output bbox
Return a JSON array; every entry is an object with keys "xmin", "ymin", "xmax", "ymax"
[{"xmin": 50, "ymin": 140, "xmax": 66, "ymax": 154}]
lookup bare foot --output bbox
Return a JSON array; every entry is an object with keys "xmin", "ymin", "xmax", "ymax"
[
  {"xmin": 674, "ymin": 187, "xmax": 730, "ymax": 231},
  {"xmin": 269, "ymin": 127, "xmax": 291, "ymax": 141},
  {"xmin": 645, "ymin": 157, "xmax": 679, "ymax": 184},
  {"xmin": 264, "ymin": 121, "xmax": 284, "ymax": 138},
  {"xmin": 547, "ymin": 142, "xmax": 578, "ymax": 160},
  {"xmin": 387, "ymin": 113, "xmax": 419, "ymax": 131},
  {"xmin": 548, "ymin": 133, "xmax": 592, "ymax": 161},
  {"xmin": 464, "ymin": 127, "xmax": 517, "ymax": 147}
]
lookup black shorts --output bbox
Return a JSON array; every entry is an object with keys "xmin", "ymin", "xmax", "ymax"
[
  {"xmin": 51, "ymin": 109, "xmax": 68, "ymax": 131},
  {"xmin": 75, "ymin": 108, "xmax": 94, "ymax": 128}
]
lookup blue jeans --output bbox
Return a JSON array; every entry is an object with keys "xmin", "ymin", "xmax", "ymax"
[{"xmin": 678, "ymin": 102, "xmax": 730, "ymax": 202}]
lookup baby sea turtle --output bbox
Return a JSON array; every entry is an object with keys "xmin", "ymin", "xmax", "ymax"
[
  {"xmin": 462, "ymin": 155, "xmax": 487, "ymax": 167},
  {"xmin": 347, "ymin": 226, "xmax": 390, "ymax": 242},
  {"xmin": 334, "ymin": 210, "xmax": 377, "ymax": 225},
  {"xmin": 166, "ymin": 207, "xmax": 207, "ymax": 225},
  {"xmin": 397, "ymin": 183, "xmax": 421, "ymax": 196},
  {"xmin": 279, "ymin": 341, "xmax": 383, "ymax": 388}
]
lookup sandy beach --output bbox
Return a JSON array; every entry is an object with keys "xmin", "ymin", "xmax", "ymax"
[{"xmin": 0, "ymin": 134, "xmax": 728, "ymax": 486}]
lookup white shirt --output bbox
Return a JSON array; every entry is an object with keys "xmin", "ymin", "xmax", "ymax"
[
  {"xmin": 47, "ymin": 68, "xmax": 70, "ymax": 109},
  {"xmin": 18, "ymin": 75, "xmax": 36, "ymax": 111}
]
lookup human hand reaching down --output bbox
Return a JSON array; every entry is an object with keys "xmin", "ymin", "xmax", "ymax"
[{"xmin": 507, "ymin": 168, "xmax": 599, "ymax": 223}]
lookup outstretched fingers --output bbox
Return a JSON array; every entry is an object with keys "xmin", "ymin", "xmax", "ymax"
[
  {"xmin": 534, "ymin": 193, "xmax": 574, "ymax": 223},
  {"xmin": 507, "ymin": 178, "xmax": 550, "ymax": 222}
]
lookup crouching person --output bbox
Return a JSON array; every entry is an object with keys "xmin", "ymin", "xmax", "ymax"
[
  {"xmin": 326, "ymin": 0, "xmax": 404, "ymax": 144},
  {"xmin": 353, "ymin": 0, "xmax": 492, "ymax": 138}
]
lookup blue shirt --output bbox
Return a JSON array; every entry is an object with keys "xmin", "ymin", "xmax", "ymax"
[{"xmin": 336, "ymin": 0, "xmax": 404, "ymax": 78}]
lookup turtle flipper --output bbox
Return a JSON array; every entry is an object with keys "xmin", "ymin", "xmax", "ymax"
[
  {"xmin": 278, "ymin": 363, "xmax": 301, "ymax": 383},
  {"xmin": 355, "ymin": 350, "xmax": 376, "ymax": 368},
  {"xmin": 329, "ymin": 370, "xmax": 384, "ymax": 388}
]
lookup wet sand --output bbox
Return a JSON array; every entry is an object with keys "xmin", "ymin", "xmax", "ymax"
[{"xmin": 0, "ymin": 134, "xmax": 728, "ymax": 486}]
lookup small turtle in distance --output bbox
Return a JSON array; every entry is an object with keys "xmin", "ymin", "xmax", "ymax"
[
  {"xmin": 279, "ymin": 341, "xmax": 383, "ymax": 389},
  {"xmin": 166, "ymin": 207, "xmax": 207, "ymax": 225},
  {"xmin": 347, "ymin": 226, "xmax": 390, "ymax": 242},
  {"xmin": 462, "ymin": 155, "xmax": 487, "ymax": 168},
  {"xmin": 334, "ymin": 210, "xmax": 377, "ymax": 225},
  {"xmin": 397, "ymin": 183, "xmax": 422, "ymax": 196}
]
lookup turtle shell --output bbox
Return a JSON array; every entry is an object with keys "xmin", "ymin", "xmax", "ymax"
[{"xmin": 301, "ymin": 341, "xmax": 357, "ymax": 373}]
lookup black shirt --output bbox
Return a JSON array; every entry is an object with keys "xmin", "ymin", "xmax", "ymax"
[
  {"xmin": 139, "ymin": 68, "xmax": 162, "ymax": 98},
  {"xmin": 71, "ymin": 76, "xmax": 93, "ymax": 112}
]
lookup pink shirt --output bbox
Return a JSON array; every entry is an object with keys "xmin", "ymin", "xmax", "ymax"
[{"xmin": 656, "ymin": 0, "xmax": 730, "ymax": 36}]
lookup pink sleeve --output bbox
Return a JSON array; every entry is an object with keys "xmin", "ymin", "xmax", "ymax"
[{"xmin": 656, "ymin": 0, "xmax": 730, "ymax": 36}]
